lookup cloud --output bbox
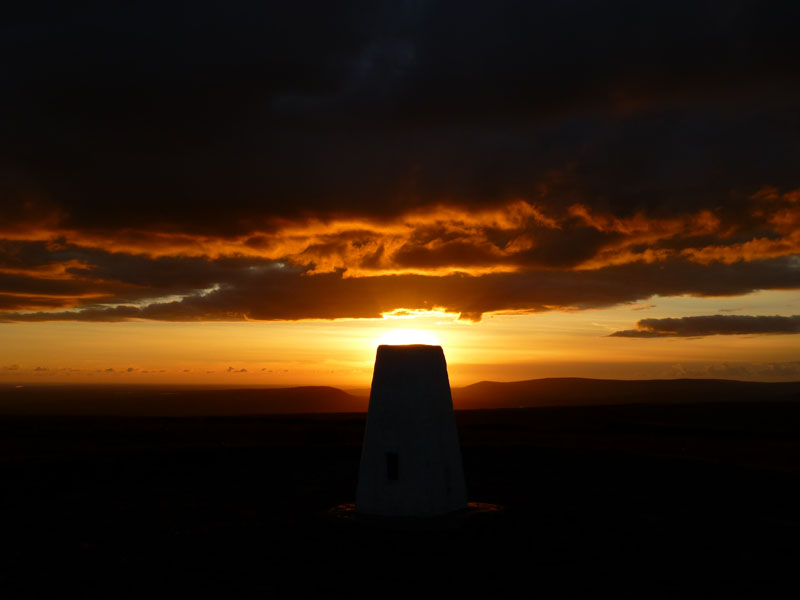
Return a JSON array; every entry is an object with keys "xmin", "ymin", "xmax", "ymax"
[
  {"xmin": 1, "ymin": 4, "xmax": 800, "ymax": 323},
  {"xmin": 661, "ymin": 361, "xmax": 800, "ymax": 380},
  {"xmin": 3, "ymin": 3, "xmax": 800, "ymax": 234},
  {"xmin": 610, "ymin": 315, "xmax": 800, "ymax": 338},
  {"xmin": 0, "ymin": 188, "xmax": 798, "ymax": 322},
  {"xmin": 1, "ymin": 256, "xmax": 798, "ymax": 323},
  {"xmin": 630, "ymin": 304, "xmax": 656, "ymax": 312}
]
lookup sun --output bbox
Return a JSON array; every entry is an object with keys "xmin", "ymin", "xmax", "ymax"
[{"xmin": 376, "ymin": 329, "xmax": 441, "ymax": 347}]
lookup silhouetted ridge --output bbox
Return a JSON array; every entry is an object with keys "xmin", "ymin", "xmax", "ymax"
[
  {"xmin": 0, "ymin": 385, "xmax": 367, "ymax": 416},
  {"xmin": 452, "ymin": 377, "xmax": 800, "ymax": 409},
  {"xmin": 2, "ymin": 378, "xmax": 799, "ymax": 416}
]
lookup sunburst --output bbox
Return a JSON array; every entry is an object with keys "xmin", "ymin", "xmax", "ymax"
[{"xmin": 376, "ymin": 329, "xmax": 440, "ymax": 346}]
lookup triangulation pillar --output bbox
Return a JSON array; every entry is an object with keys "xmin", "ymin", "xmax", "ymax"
[{"xmin": 356, "ymin": 344, "xmax": 467, "ymax": 517}]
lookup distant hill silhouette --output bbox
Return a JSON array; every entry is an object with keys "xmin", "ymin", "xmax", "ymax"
[
  {"xmin": 0, "ymin": 385, "xmax": 365, "ymax": 416},
  {"xmin": 451, "ymin": 377, "xmax": 800, "ymax": 410},
  {"xmin": 1, "ymin": 378, "xmax": 799, "ymax": 416}
]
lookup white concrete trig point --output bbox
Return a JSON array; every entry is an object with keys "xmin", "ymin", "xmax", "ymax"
[{"xmin": 356, "ymin": 344, "xmax": 467, "ymax": 517}]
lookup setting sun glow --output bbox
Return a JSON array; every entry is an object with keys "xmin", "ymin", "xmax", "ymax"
[{"xmin": 376, "ymin": 329, "xmax": 441, "ymax": 347}]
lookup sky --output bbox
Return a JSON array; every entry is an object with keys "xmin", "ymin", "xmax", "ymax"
[{"xmin": 1, "ymin": 1, "xmax": 799, "ymax": 385}]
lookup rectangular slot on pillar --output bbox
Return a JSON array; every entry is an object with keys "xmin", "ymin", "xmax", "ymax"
[{"xmin": 385, "ymin": 452, "xmax": 399, "ymax": 481}]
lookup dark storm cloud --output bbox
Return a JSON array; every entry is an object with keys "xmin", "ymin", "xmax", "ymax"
[
  {"xmin": 611, "ymin": 314, "xmax": 800, "ymax": 338},
  {"xmin": 3, "ymin": 1, "xmax": 800, "ymax": 233},
  {"xmin": 2, "ymin": 256, "xmax": 798, "ymax": 323},
  {"xmin": 0, "ymin": 239, "xmax": 272, "ymax": 298}
]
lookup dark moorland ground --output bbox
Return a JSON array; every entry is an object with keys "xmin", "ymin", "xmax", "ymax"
[{"xmin": 1, "ymin": 391, "xmax": 799, "ymax": 597}]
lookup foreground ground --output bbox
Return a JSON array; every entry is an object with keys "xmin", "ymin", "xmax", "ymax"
[{"xmin": 1, "ymin": 402, "xmax": 799, "ymax": 598}]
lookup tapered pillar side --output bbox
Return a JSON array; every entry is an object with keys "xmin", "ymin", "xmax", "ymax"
[{"xmin": 356, "ymin": 344, "xmax": 467, "ymax": 517}]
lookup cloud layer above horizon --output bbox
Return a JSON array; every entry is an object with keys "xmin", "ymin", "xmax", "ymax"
[
  {"xmin": 610, "ymin": 314, "xmax": 800, "ymax": 338},
  {"xmin": 2, "ymin": 1, "xmax": 799, "ymax": 325}
]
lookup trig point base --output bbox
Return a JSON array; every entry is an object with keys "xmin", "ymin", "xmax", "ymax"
[{"xmin": 356, "ymin": 344, "xmax": 467, "ymax": 517}]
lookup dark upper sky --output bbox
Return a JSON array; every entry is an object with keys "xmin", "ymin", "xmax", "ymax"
[{"xmin": 2, "ymin": 1, "xmax": 799, "ymax": 323}]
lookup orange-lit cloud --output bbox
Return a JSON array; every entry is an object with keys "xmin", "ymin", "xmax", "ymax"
[
  {"xmin": 2, "ymin": 256, "xmax": 798, "ymax": 323},
  {"xmin": 4, "ymin": 191, "xmax": 797, "ymax": 274},
  {"xmin": 681, "ymin": 188, "xmax": 800, "ymax": 264},
  {"xmin": 1, "ymin": 187, "xmax": 799, "ymax": 322},
  {"xmin": 0, "ymin": 259, "xmax": 93, "ymax": 280}
]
